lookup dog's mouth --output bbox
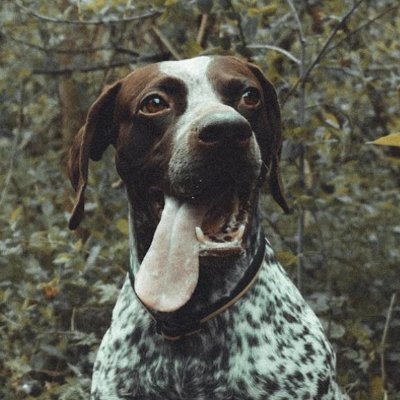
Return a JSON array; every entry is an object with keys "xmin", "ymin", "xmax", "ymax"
[
  {"xmin": 134, "ymin": 185, "xmax": 256, "ymax": 314},
  {"xmin": 149, "ymin": 187, "xmax": 251, "ymax": 256}
]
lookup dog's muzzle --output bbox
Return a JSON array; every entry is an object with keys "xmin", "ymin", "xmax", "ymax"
[{"xmin": 134, "ymin": 111, "xmax": 263, "ymax": 314}]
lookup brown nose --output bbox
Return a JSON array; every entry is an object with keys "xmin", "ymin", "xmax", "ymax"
[{"xmin": 197, "ymin": 113, "xmax": 252, "ymax": 147}]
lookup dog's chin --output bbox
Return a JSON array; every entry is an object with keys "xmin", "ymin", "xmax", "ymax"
[{"xmin": 148, "ymin": 183, "xmax": 257, "ymax": 258}]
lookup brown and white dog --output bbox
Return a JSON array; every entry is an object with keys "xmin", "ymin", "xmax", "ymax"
[{"xmin": 68, "ymin": 56, "xmax": 342, "ymax": 399}]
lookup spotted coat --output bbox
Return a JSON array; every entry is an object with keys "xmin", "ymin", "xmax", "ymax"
[{"xmin": 91, "ymin": 235, "xmax": 341, "ymax": 400}]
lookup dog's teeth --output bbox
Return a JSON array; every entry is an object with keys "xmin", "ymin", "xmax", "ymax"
[
  {"xmin": 195, "ymin": 226, "xmax": 207, "ymax": 243},
  {"xmin": 237, "ymin": 224, "xmax": 245, "ymax": 239}
]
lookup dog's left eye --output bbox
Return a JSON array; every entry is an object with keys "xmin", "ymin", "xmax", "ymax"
[
  {"xmin": 241, "ymin": 88, "xmax": 261, "ymax": 107},
  {"xmin": 140, "ymin": 95, "xmax": 170, "ymax": 114}
]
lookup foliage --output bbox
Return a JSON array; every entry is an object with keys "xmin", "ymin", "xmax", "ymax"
[{"xmin": 1, "ymin": 0, "xmax": 399, "ymax": 399}]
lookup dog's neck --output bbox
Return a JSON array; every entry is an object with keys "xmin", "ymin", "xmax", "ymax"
[{"xmin": 127, "ymin": 200, "xmax": 264, "ymax": 317}]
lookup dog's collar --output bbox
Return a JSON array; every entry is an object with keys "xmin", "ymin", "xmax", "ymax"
[{"xmin": 129, "ymin": 237, "xmax": 266, "ymax": 340}]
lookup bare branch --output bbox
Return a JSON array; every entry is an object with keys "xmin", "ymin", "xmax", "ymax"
[
  {"xmin": 225, "ymin": 0, "xmax": 248, "ymax": 54},
  {"xmin": 380, "ymin": 292, "xmax": 397, "ymax": 398},
  {"xmin": 31, "ymin": 52, "xmax": 169, "ymax": 76},
  {"xmin": 7, "ymin": 34, "xmax": 134, "ymax": 55},
  {"xmin": 285, "ymin": 0, "xmax": 307, "ymax": 291},
  {"xmin": 303, "ymin": 0, "xmax": 364, "ymax": 80},
  {"xmin": 326, "ymin": 4, "xmax": 399, "ymax": 56},
  {"xmin": 151, "ymin": 26, "xmax": 182, "ymax": 60},
  {"xmin": 196, "ymin": 14, "xmax": 209, "ymax": 46},
  {"xmin": 14, "ymin": 1, "xmax": 162, "ymax": 25},
  {"xmin": 248, "ymin": 45, "xmax": 300, "ymax": 64},
  {"xmin": 285, "ymin": 0, "xmax": 306, "ymax": 46},
  {"xmin": 32, "ymin": 61, "xmax": 132, "ymax": 75},
  {"xmin": 0, "ymin": 81, "xmax": 25, "ymax": 208},
  {"xmin": 282, "ymin": 0, "xmax": 365, "ymax": 107}
]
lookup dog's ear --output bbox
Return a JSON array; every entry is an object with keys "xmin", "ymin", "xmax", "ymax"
[
  {"xmin": 67, "ymin": 80, "xmax": 122, "ymax": 230},
  {"xmin": 246, "ymin": 62, "xmax": 290, "ymax": 214}
]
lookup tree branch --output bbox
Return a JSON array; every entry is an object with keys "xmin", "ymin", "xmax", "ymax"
[
  {"xmin": 32, "ymin": 61, "xmax": 132, "ymax": 75},
  {"xmin": 14, "ymin": 1, "xmax": 161, "ymax": 25},
  {"xmin": 248, "ymin": 44, "xmax": 300, "ymax": 64},
  {"xmin": 380, "ymin": 292, "xmax": 397, "ymax": 398},
  {"xmin": 227, "ymin": 0, "xmax": 248, "ymax": 54},
  {"xmin": 7, "ymin": 34, "xmax": 139, "ymax": 55},
  {"xmin": 326, "ymin": 4, "xmax": 399, "ymax": 56},
  {"xmin": 151, "ymin": 26, "xmax": 182, "ymax": 60},
  {"xmin": 282, "ymin": 0, "xmax": 365, "ymax": 107},
  {"xmin": 285, "ymin": 0, "xmax": 307, "ymax": 292},
  {"xmin": 0, "ymin": 81, "xmax": 25, "ymax": 208},
  {"xmin": 196, "ymin": 14, "xmax": 209, "ymax": 46}
]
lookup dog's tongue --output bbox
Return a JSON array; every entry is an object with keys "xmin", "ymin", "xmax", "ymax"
[{"xmin": 134, "ymin": 196, "xmax": 206, "ymax": 313}]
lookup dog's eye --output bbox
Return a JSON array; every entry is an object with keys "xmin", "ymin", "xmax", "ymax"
[
  {"xmin": 241, "ymin": 88, "xmax": 261, "ymax": 107},
  {"xmin": 140, "ymin": 95, "xmax": 170, "ymax": 114}
]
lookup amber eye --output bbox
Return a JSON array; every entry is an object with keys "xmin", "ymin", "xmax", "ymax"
[
  {"xmin": 241, "ymin": 87, "xmax": 261, "ymax": 107},
  {"xmin": 140, "ymin": 95, "xmax": 170, "ymax": 114}
]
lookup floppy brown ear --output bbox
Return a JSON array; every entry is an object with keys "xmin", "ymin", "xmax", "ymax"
[
  {"xmin": 67, "ymin": 80, "xmax": 122, "ymax": 230},
  {"xmin": 246, "ymin": 62, "xmax": 290, "ymax": 214}
]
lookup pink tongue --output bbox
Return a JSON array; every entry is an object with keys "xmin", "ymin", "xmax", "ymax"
[{"xmin": 134, "ymin": 197, "xmax": 206, "ymax": 313}]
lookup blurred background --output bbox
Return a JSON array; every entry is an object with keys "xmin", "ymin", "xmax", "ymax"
[{"xmin": 0, "ymin": 0, "xmax": 399, "ymax": 398}]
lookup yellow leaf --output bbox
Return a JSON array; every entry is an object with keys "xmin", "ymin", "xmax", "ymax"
[
  {"xmin": 276, "ymin": 251, "xmax": 298, "ymax": 267},
  {"xmin": 249, "ymin": 5, "xmax": 278, "ymax": 17},
  {"xmin": 248, "ymin": 8, "xmax": 261, "ymax": 16},
  {"xmin": 260, "ymin": 5, "xmax": 278, "ymax": 16},
  {"xmin": 54, "ymin": 253, "xmax": 73, "ymax": 265},
  {"xmin": 74, "ymin": 239, "xmax": 83, "ymax": 251},
  {"xmin": 183, "ymin": 40, "xmax": 203, "ymax": 58},
  {"xmin": 116, "ymin": 218, "xmax": 129, "ymax": 235},
  {"xmin": 10, "ymin": 206, "xmax": 23, "ymax": 224},
  {"xmin": 368, "ymin": 133, "xmax": 400, "ymax": 147},
  {"xmin": 369, "ymin": 375, "xmax": 384, "ymax": 400},
  {"xmin": 18, "ymin": 68, "xmax": 32, "ymax": 79}
]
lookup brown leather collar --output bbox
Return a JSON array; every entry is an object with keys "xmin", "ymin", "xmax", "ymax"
[{"xmin": 129, "ymin": 237, "xmax": 266, "ymax": 340}]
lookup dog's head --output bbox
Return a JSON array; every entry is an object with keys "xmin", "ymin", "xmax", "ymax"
[{"xmin": 68, "ymin": 56, "xmax": 289, "ymax": 312}]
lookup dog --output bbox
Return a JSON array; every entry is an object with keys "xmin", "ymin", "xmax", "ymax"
[{"xmin": 68, "ymin": 56, "xmax": 343, "ymax": 399}]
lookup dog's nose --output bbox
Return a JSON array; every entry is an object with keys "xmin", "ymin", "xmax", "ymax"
[{"xmin": 197, "ymin": 113, "xmax": 252, "ymax": 147}]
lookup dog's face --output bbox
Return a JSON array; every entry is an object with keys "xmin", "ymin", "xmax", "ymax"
[{"xmin": 68, "ymin": 56, "xmax": 288, "ymax": 312}]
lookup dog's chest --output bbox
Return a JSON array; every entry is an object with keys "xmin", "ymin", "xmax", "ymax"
[
  {"xmin": 93, "ymin": 281, "xmax": 261, "ymax": 398},
  {"xmin": 91, "ymin": 261, "xmax": 337, "ymax": 400}
]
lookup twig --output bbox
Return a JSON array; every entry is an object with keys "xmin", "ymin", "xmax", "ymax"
[
  {"xmin": 296, "ymin": 146, "xmax": 305, "ymax": 292},
  {"xmin": 71, "ymin": 307, "xmax": 76, "ymax": 331},
  {"xmin": 6, "ymin": 34, "xmax": 122, "ymax": 55},
  {"xmin": 8, "ymin": 34, "xmax": 140, "ymax": 57},
  {"xmin": 286, "ymin": 0, "xmax": 306, "ymax": 48},
  {"xmin": 196, "ymin": 14, "xmax": 209, "ymax": 46},
  {"xmin": 32, "ymin": 61, "xmax": 133, "ymax": 75},
  {"xmin": 15, "ymin": 1, "xmax": 161, "ymax": 25},
  {"xmin": 380, "ymin": 292, "xmax": 397, "ymax": 397},
  {"xmin": 0, "ymin": 81, "xmax": 25, "ymax": 208},
  {"xmin": 285, "ymin": 0, "xmax": 307, "ymax": 292},
  {"xmin": 227, "ymin": 1, "xmax": 248, "ymax": 53},
  {"xmin": 151, "ymin": 26, "xmax": 182, "ymax": 60},
  {"xmin": 281, "ymin": 0, "xmax": 365, "ymax": 107},
  {"xmin": 326, "ymin": 4, "xmax": 399, "ymax": 56},
  {"xmin": 31, "ymin": 51, "xmax": 169, "ymax": 76},
  {"xmin": 248, "ymin": 45, "xmax": 300, "ymax": 64}
]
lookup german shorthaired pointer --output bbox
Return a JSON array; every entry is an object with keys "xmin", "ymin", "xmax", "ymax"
[{"xmin": 68, "ymin": 56, "xmax": 343, "ymax": 399}]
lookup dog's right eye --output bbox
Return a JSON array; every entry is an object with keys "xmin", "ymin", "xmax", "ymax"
[{"xmin": 140, "ymin": 95, "xmax": 170, "ymax": 114}]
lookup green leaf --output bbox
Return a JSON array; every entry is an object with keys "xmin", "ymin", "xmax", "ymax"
[
  {"xmin": 10, "ymin": 206, "xmax": 23, "ymax": 224},
  {"xmin": 54, "ymin": 253, "xmax": 73, "ymax": 265},
  {"xmin": 248, "ymin": 5, "xmax": 277, "ymax": 17},
  {"xmin": 276, "ymin": 251, "xmax": 298, "ymax": 267},
  {"xmin": 116, "ymin": 218, "xmax": 129, "ymax": 235}
]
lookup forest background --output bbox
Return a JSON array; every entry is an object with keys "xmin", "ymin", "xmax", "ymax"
[{"xmin": 0, "ymin": 0, "xmax": 399, "ymax": 399}]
